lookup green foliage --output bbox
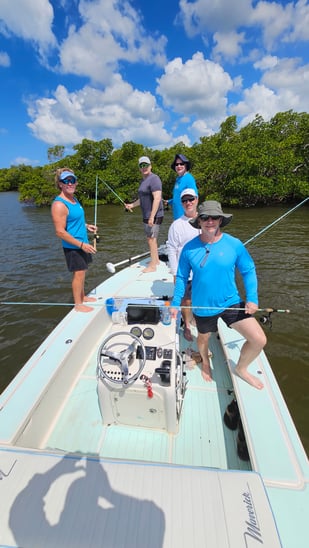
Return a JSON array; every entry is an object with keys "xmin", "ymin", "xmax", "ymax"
[{"xmin": 1, "ymin": 111, "xmax": 308, "ymax": 207}]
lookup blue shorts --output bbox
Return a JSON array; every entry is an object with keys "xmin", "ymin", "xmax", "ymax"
[
  {"xmin": 193, "ymin": 302, "xmax": 252, "ymax": 334},
  {"xmin": 63, "ymin": 248, "xmax": 92, "ymax": 272}
]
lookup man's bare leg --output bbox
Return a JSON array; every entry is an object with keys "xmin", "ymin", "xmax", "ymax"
[
  {"xmin": 232, "ymin": 317, "xmax": 267, "ymax": 389},
  {"xmin": 143, "ymin": 237, "xmax": 159, "ymax": 272},
  {"xmin": 72, "ymin": 270, "xmax": 94, "ymax": 312},
  {"xmin": 197, "ymin": 331, "xmax": 212, "ymax": 382}
]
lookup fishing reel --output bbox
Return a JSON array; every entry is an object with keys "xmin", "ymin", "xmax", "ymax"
[
  {"xmin": 259, "ymin": 307, "xmax": 290, "ymax": 330},
  {"xmin": 259, "ymin": 310, "xmax": 273, "ymax": 329},
  {"xmin": 93, "ymin": 233, "xmax": 100, "ymax": 243}
]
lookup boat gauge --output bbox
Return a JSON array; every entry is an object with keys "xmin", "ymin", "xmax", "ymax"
[
  {"xmin": 130, "ymin": 326, "xmax": 142, "ymax": 338},
  {"xmin": 143, "ymin": 327, "xmax": 155, "ymax": 340}
]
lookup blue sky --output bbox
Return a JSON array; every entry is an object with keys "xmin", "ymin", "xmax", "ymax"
[{"xmin": 0, "ymin": 0, "xmax": 308, "ymax": 168}]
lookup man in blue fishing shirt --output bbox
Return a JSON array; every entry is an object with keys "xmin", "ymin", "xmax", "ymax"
[{"xmin": 171, "ymin": 201, "xmax": 267, "ymax": 389}]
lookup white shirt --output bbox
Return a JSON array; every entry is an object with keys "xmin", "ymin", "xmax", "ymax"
[{"xmin": 167, "ymin": 214, "xmax": 200, "ymax": 275}]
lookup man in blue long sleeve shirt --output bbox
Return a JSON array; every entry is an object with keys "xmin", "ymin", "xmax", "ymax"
[{"xmin": 171, "ymin": 201, "xmax": 267, "ymax": 389}]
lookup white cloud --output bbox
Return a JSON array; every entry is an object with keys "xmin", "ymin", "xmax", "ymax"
[
  {"xmin": 261, "ymin": 57, "xmax": 309, "ymax": 104},
  {"xmin": 230, "ymin": 83, "xmax": 280, "ymax": 123},
  {"xmin": 251, "ymin": 1, "xmax": 293, "ymax": 50},
  {"xmin": 254, "ymin": 55, "xmax": 279, "ymax": 71},
  {"xmin": 0, "ymin": 51, "xmax": 10, "ymax": 67},
  {"xmin": 0, "ymin": 0, "xmax": 56, "ymax": 51},
  {"xmin": 230, "ymin": 53, "xmax": 309, "ymax": 126},
  {"xmin": 27, "ymin": 75, "xmax": 172, "ymax": 148},
  {"xmin": 178, "ymin": 0, "xmax": 252, "ymax": 36},
  {"xmin": 212, "ymin": 31, "xmax": 246, "ymax": 62},
  {"xmin": 156, "ymin": 52, "xmax": 233, "ymax": 125},
  {"xmin": 284, "ymin": 0, "xmax": 309, "ymax": 42},
  {"xmin": 190, "ymin": 119, "xmax": 214, "ymax": 140},
  {"xmin": 58, "ymin": 0, "xmax": 167, "ymax": 83}
]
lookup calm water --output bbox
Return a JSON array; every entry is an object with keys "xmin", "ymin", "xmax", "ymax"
[{"xmin": 1, "ymin": 192, "xmax": 308, "ymax": 454}]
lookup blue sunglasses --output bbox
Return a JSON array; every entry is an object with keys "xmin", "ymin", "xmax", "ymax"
[{"xmin": 61, "ymin": 177, "xmax": 76, "ymax": 185}]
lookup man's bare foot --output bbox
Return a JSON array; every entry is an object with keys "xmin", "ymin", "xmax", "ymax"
[
  {"xmin": 235, "ymin": 366, "xmax": 264, "ymax": 390},
  {"xmin": 183, "ymin": 326, "xmax": 193, "ymax": 341},
  {"xmin": 84, "ymin": 296, "xmax": 96, "ymax": 302},
  {"xmin": 142, "ymin": 265, "xmax": 156, "ymax": 273},
  {"xmin": 201, "ymin": 360, "xmax": 212, "ymax": 382},
  {"xmin": 74, "ymin": 304, "xmax": 94, "ymax": 313}
]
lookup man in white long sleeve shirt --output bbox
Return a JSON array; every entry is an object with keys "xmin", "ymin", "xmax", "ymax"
[{"xmin": 167, "ymin": 188, "xmax": 199, "ymax": 340}]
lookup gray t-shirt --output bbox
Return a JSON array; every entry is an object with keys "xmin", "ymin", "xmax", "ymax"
[{"xmin": 138, "ymin": 173, "xmax": 164, "ymax": 220}]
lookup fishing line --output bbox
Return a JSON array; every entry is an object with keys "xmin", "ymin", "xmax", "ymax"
[
  {"xmin": 244, "ymin": 196, "xmax": 309, "ymax": 246},
  {"xmin": 98, "ymin": 176, "xmax": 132, "ymax": 211}
]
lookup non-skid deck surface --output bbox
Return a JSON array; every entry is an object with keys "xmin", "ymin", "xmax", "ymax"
[
  {"xmin": 0, "ymin": 448, "xmax": 280, "ymax": 548},
  {"xmin": 46, "ymin": 327, "xmax": 250, "ymax": 472}
]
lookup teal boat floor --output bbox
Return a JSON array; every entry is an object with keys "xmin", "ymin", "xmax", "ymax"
[{"xmin": 45, "ymin": 328, "xmax": 250, "ymax": 472}]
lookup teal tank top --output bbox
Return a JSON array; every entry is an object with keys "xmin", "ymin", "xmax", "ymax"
[{"xmin": 54, "ymin": 196, "xmax": 88, "ymax": 249}]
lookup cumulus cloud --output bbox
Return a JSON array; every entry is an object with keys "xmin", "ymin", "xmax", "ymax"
[
  {"xmin": 178, "ymin": 1, "xmax": 309, "ymax": 59},
  {"xmin": 212, "ymin": 31, "xmax": 246, "ymax": 62},
  {"xmin": 254, "ymin": 54, "xmax": 279, "ymax": 71},
  {"xmin": 58, "ymin": 0, "xmax": 167, "ymax": 83},
  {"xmin": 27, "ymin": 75, "xmax": 172, "ymax": 148},
  {"xmin": 250, "ymin": 0, "xmax": 293, "ymax": 50},
  {"xmin": 177, "ymin": 0, "xmax": 252, "ymax": 36},
  {"xmin": 261, "ymin": 57, "xmax": 309, "ymax": 102},
  {"xmin": 286, "ymin": 0, "xmax": 309, "ymax": 42},
  {"xmin": 156, "ymin": 52, "xmax": 233, "ymax": 124},
  {"xmin": 229, "ymin": 52, "xmax": 309, "ymax": 128},
  {"xmin": 0, "ymin": 0, "xmax": 56, "ymax": 52}
]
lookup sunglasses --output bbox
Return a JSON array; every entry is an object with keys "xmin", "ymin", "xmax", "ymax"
[
  {"xmin": 139, "ymin": 163, "xmax": 150, "ymax": 168},
  {"xmin": 61, "ymin": 177, "xmax": 76, "ymax": 185},
  {"xmin": 199, "ymin": 215, "xmax": 221, "ymax": 221},
  {"xmin": 181, "ymin": 197, "xmax": 196, "ymax": 203},
  {"xmin": 175, "ymin": 162, "xmax": 185, "ymax": 166}
]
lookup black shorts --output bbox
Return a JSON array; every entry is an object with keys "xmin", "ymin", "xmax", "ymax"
[
  {"xmin": 63, "ymin": 248, "xmax": 92, "ymax": 272},
  {"xmin": 193, "ymin": 302, "xmax": 252, "ymax": 334}
]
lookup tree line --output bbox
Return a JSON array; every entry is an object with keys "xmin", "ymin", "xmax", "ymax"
[{"xmin": 0, "ymin": 110, "xmax": 308, "ymax": 207}]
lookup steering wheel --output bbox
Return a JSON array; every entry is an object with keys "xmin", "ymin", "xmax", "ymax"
[{"xmin": 97, "ymin": 331, "xmax": 146, "ymax": 385}]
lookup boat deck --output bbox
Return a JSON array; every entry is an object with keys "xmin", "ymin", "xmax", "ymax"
[
  {"xmin": 44, "ymin": 326, "xmax": 250, "ymax": 471},
  {"xmin": 1, "ymin": 259, "xmax": 308, "ymax": 547}
]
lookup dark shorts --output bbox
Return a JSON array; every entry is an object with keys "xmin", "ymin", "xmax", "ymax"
[
  {"xmin": 63, "ymin": 248, "xmax": 92, "ymax": 272},
  {"xmin": 142, "ymin": 217, "xmax": 163, "ymax": 238},
  {"xmin": 193, "ymin": 302, "xmax": 252, "ymax": 334}
]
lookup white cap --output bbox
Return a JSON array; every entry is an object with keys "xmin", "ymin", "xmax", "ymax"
[
  {"xmin": 138, "ymin": 156, "xmax": 151, "ymax": 165},
  {"xmin": 180, "ymin": 188, "xmax": 197, "ymax": 199}
]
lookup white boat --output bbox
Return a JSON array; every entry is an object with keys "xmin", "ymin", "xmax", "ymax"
[{"xmin": 0, "ymin": 251, "xmax": 308, "ymax": 547}]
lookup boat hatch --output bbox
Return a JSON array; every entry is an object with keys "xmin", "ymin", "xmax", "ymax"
[{"xmin": 0, "ymin": 448, "xmax": 281, "ymax": 548}]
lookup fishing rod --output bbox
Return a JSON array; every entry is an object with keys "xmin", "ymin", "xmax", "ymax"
[
  {"xmin": 0, "ymin": 301, "xmax": 290, "ymax": 314},
  {"xmin": 106, "ymin": 245, "xmax": 167, "ymax": 273},
  {"xmin": 93, "ymin": 174, "xmax": 100, "ymax": 250},
  {"xmin": 98, "ymin": 176, "xmax": 132, "ymax": 212},
  {"xmin": 244, "ymin": 196, "xmax": 309, "ymax": 246}
]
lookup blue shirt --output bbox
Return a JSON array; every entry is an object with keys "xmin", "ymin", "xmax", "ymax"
[
  {"xmin": 171, "ymin": 233, "xmax": 258, "ymax": 316},
  {"xmin": 169, "ymin": 172, "xmax": 198, "ymax": 220},
  {"xmin": 54, "ymin": 196, "xmax": 88, "ymax": 249}
]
